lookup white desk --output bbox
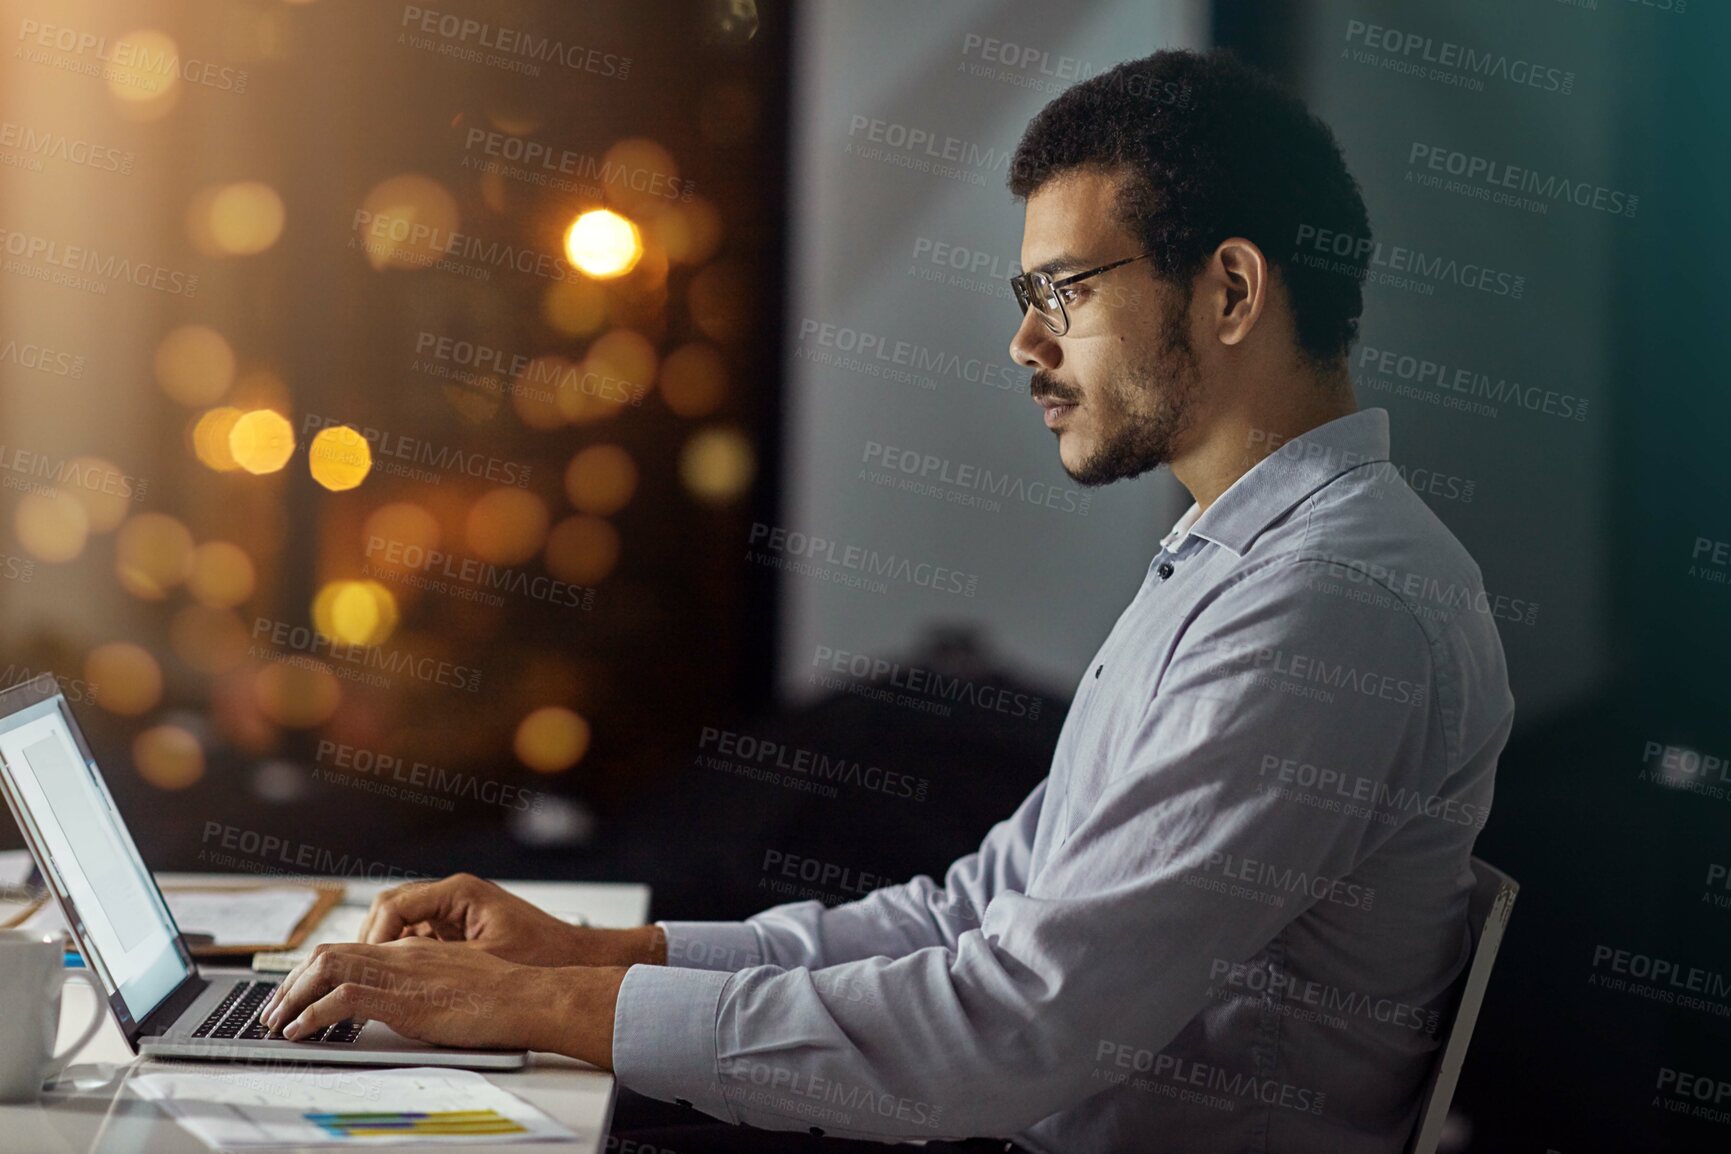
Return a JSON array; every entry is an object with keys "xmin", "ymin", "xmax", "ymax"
[{"xmin": 3, "ymin": 875, "xmax": 651, "ymax": 1154}]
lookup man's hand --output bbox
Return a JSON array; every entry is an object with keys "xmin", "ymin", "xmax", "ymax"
[
  {"xmin": 358, "ymin": 873, "xmax": 665, "ymax": 968},
  {"xmin": 259, "ymin": 937, "xmax": 625, "ymax": 1068}
]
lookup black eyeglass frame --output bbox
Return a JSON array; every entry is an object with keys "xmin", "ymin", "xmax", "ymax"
[{"xmin": 1009, "ymin": 251, "xmax": 1157, "ymax": 336}]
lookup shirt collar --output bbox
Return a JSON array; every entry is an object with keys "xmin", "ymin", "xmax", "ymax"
[{"xmin": 1161, "ymin": 408, "xmax": 1391, "ymax": 557}]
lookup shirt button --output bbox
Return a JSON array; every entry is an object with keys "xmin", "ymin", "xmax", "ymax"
[{"xmin": 1156, "ymin": 562, "xmax": 1175, "ymax": 580}]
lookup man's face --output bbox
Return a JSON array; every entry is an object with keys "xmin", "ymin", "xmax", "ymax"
[{"xmin": 1009, "ymin": 168, "xmax": 1201, "ymax": 487}]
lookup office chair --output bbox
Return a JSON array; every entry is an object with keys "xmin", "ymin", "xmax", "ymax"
[{"xmin": 1406, "ymin": 856, "xmax": 1520, "ymax": 1154}]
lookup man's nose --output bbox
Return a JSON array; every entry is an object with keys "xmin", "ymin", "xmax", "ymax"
[{"xmin": 1009, "ymin": 309, "xmax": 1060, "ymax": 370}]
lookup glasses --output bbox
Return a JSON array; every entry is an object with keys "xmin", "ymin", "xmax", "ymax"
[{"xmin": 1009, "ymin": 251, "xmax": 1156, "ymax": 336}]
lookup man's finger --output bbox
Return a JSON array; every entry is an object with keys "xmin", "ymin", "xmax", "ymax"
[
  {"xmin": 265, "ymin": 944, "xmax": 380, "ymax": 1030},
  {"xmin": 363, "ymin": 875, "xmax": 473, "ymax": 944},
  {"xmin": 283, "ymin": 981, "xmax": 370, "ymax": 1041}
]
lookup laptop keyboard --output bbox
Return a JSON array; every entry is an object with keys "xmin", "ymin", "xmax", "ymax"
[{"xmin": 189, "ymin": 980, "xmax": 364, "ymax": 1044}]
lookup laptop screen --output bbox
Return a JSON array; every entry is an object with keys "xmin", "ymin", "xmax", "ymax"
[{"xmin": 0, "ymin": 685, "xmax": 192, "ymax": 1029}]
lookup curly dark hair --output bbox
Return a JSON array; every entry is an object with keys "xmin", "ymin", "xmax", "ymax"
[{"xmin": 1008, "ymin": 49, "xmax": 1371, "ymax": 364}]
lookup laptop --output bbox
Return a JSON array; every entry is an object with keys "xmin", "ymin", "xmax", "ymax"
[{"xmin": 0, "ymin": 674, "xmax": 524, "ymax": 1069}]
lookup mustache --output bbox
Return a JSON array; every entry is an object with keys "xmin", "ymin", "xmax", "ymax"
[{"xmin": 1029, "ymin": 371, "xmax": 1082, "ymax": 405}]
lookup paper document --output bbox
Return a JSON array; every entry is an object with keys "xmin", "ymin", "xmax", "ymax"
[
  {"xmin": 17, "ymin": 885, "xmax": 320, "ymax": 947},
  {"xmin": 165, "ymin": 886, "xmax": 321, "ymax": 946},
  {"xmin": 129, "ymin": 1066, "xmax": 578, "ymax": 1148}
]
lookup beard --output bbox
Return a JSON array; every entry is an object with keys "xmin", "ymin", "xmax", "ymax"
[{"xmin": 1033, "ymin": 297, "xmax": 1201, "ymax": 488}]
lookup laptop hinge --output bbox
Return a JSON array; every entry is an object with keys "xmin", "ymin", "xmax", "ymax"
[{"xmin": 135, "ymin": 973, "xmax": 210, "ymax": 1038}]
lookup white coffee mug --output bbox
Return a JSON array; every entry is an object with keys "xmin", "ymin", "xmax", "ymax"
[{"xmin": 0, "ymin": 929, "xmax": 106, "ymax": 1101}]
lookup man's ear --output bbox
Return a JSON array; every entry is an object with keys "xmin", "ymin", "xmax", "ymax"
[{"xmin": 1209, "ymin": 238, "xmax": 1269, "ymax": 348}]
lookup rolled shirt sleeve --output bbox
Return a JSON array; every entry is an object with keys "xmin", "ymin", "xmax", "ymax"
[{"xmin": 614, "ymin": 558, "xmax": 1448, "ymax": 1140}]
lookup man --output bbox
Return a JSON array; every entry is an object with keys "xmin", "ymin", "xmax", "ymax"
[{"xmin": 264, "ymin": 49, "xmax": 1512, "ymax": 1153}]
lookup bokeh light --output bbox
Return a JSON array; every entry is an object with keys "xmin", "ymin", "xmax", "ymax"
[
  {"xmin": 363, "ymin": 502, "xmax": 441, "ymax": 555},
  {"xmin": 545, "ymin": 516, "xmax": 620, "ymax": 585},
  {"xmin": 188, "ymin": 182, "xmax": 286, "ymax": 256},
  {"xmin": 105, "ymin": 30, "xmax": 181, "ymax": 119},
  {"xmin": 85, "ymin": 643, "xmax": 163, "ymax": 716},
  {"xmin": 648, "ymin": 197, "xmax": 723, "ymax": 265},
  {"xmin": 62, "ymin": 456, "xmax": 133, "ymax": 533},
  {"xmin": 188, "ymin": 541, "xmax": 256, "ymax": 608},
  {"xmin": 359, "ymin": 174, "xmax": 460, "ymax": 271},
  {"xmin": 563, "ymin": 329, "xmax": 653, "ymax": 424},
  {"xmin": 511, "ymin": 355, "xmax": 575, "ymax": 431},
  {"xmin": 659, "ymin": 342, "xmax": 728, "ymax": 417},
  {"xmin": 193, "ymin": 407, "xmax": 245, "ymax": 472},
  {"xmin": 255, "ymin": 662, "xmax": 341, "ymax": 728},
  {"xmin": 312, "ymin": 580, "xmax": 399, "ymax": 647},
  {"xmin": 542, "ymin": 279, "xmax": 608, "ymax": 337},
  {"xmin": 513, "ymin": 706, "xmax": 591, "ymax": 774},
  {"xmin": 680, "ymin": 426, "xmax": 756, "ymax": 505},
  {"xmin": 116, "ymin": 513, "xmax": 196, "ymax": 599},
  {"xmin": 601, "ymin": 138, "xmax": 681, "ymax": 217},
  {"xmin": 564, "ymin": 445, "xmax": 638, "ymax": 515},
  {"xmin": 563, "ymin": 209, "xmax": 642, "ymax": 279},
  {"xmin": 229, "ymin": 410, "xmax": 296, "ymax": 474},
  {"xmin": 308, "ymin": 425, "xmax": 372, "ymax": 491},
  {"xmin": 15, "ymin": 490, "xmax": 89, "ymax": 563},
  {"xmin": 134, "ymin": 725, "xmax": 204, "ymax": 790},
  {"xmin": 154, "ymin": 325, "xmax": 236, "ymax": 407},
  {"xmin": 466, "ymin": 488, "xmax": 550, "ymax": 566}
]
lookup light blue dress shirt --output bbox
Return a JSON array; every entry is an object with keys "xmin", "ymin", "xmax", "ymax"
[{"xmin": 613, "ymin": 408, "xmax": 1514, "ymax": 1153}]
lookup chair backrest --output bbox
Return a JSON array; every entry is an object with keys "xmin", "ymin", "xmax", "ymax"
[{"xmin": 1406, "ymin": 856, "xmax": 1519, "ymax": 1154}]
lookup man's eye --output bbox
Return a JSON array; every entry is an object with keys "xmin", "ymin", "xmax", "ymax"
[{"xmin": 1059, "ymin": 285, "xmax": 1085, "ymax": 304}]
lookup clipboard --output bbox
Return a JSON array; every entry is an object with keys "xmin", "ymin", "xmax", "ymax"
[
  {"xmin": 1, "ymin": 883, "xmax": 348, "ymax": 958},
  {"xmin": 162, "ymin": 882, "xmax": 347, "ymax": 957}
]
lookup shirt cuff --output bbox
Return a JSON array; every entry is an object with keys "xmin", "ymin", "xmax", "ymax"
[
  {"xmin": 611, "ymin": 963, "xmax": 736, "ymax": 1122},
  {"xmin": 658, "ymin": 920, "xmax": 767, "ymax": 971}
]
